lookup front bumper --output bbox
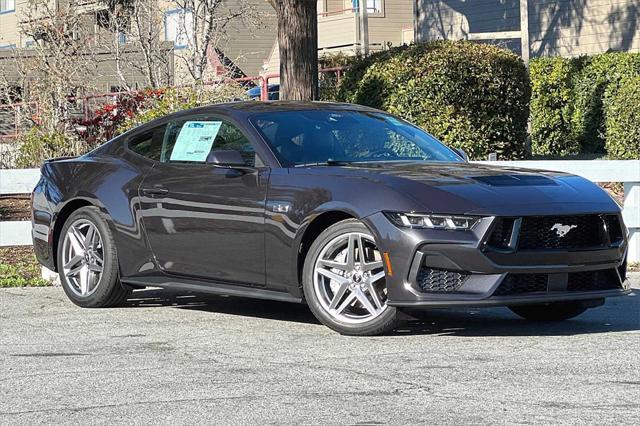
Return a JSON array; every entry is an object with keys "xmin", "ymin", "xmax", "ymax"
[{"xmin": 363, "ymin": 212, "xmax": 630, "ymax": 308}]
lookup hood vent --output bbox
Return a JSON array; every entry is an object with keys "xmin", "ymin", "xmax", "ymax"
[{"xmin": 472, "ymin": 174, "xmax": 556, "ymax": 187}]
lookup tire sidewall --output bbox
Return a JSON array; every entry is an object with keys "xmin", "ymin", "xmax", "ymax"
[
  {"xmin": 57, "ymin": 206, "xmax": 120, "ymax": 308},
  {"xmin": 302, "ymin": 219, "xmax": 397, "ymax": 336}
]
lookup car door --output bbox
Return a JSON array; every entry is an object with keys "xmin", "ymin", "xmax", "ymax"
[{"xmin": 135, "ymin": 113, "xmax": 269, "ymax": 286}]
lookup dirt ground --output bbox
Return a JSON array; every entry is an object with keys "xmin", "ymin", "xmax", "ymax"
[{"xmin": 0, "ymin": 195, "xmax": 31, "ymax": 221}]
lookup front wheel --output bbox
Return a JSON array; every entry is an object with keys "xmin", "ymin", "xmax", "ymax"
[
  {"xmin": 509, "ymin": 302, "xmax": 588, "ymax": 321},
  {"xmin": 302, "ymin": 219, "xmax": 398, "ymax": 336}
]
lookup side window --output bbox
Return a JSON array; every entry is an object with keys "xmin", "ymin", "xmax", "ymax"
[
  {"xmin": 127, "ymin": 124, "xmax": 167, "ymax": 161},
  {"xmin": 163, "ymin": 118, "xmax": 259, "ymax": 167}
]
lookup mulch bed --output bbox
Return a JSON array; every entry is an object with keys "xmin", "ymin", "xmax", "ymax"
[
  {"xmin": 599, "ymin": 182, "xmax": 624, "ymax": 206},
  {"xmin": 0, "ymin": 245, "xmax": 36, "ymax": 265},
  {"xmin": 0, "ymin": 195, "xmax": 31, "ymax": 221}
]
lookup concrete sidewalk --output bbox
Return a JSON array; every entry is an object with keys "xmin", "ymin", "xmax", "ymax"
[{"xmin": 0, "ymin": 275, "xmax": 638, "ymax": 424}]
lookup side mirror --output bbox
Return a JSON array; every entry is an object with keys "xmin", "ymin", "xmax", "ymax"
[
  {"xmin": 453, "ymin": 148, "xmax": 469, "ymax": 162},
  {"xmin": 206, "ymin": 150, "xmax": 246, "ymax": 167}
]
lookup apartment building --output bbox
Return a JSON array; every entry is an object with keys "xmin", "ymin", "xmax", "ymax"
[
  {"xmin": 1, "ymin": 0, "xmax": 416, "ymax": 95},
  {"xmin": 414, "ymin": 0, "xmax": 640, "ymax": 62},
  {"xmin": 0, "ymin": 0, "xmax": 277, "ymax": 93},
  {"xmin": 263, "ymin": 0, "xmax": 414, "ymax": 74}
]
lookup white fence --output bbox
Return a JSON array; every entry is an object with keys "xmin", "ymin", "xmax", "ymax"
[{"xmin": 1, "ymin": 161, "xmax": 639, "ymax": 261}]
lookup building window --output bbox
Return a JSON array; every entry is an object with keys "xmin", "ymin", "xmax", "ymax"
[
  {"xmin": 0, "ymin": 0, "xmax": 15, "ymax": 14},
  {"xmin": 165, "ymin": 8, "xmax": 193, "ymax": 49},
  {"xmin": 367, "ymin": 0, "xmax": 382, "ymax": 14},
  {"xmin": 351, "ymin": 0, "xmax": 383, "ymax": 14}
]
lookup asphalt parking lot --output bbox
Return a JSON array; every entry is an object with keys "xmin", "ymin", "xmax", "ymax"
[{"xmin": 1, "ymin": 276, "xmax": 639, "ymax": 425}]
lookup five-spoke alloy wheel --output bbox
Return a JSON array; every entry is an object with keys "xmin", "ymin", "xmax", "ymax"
[
  {"xmin": 303, "ymin": 219, "xmax": 398, "ymax": 335},
  {"xmin": 57, "ymin": 206, "xmax": 129, "ymax": 308},
  {"xmin": 62, "ymin": 219, "xmax": 105, "ymax": 297}
]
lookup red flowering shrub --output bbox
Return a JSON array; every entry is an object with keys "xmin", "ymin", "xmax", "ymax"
[{"xmin": 73, "ymin": 88, "xmax": 165, "ymax": 147}]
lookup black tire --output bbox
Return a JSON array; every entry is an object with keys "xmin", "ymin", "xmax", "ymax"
[
  {"xmin": 57, "ymin": 206, "xmax": 130, "ymax": 308},
  {"xmin": 509, "ymin": 302, "xmax": 588, "ymax": 321},
  {"xmin": 302, "ymin": 219, "xmax": 399, "ymax": 336}
]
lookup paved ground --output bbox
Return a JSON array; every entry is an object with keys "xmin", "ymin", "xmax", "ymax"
[{"xmin": 1, "ymin": 276, "xmax": 639, "ymax": 425}]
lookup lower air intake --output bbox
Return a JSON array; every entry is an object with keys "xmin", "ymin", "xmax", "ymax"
[{"xmin": 416, "ymin": 267, "xmax": 469, "ymax": 293}]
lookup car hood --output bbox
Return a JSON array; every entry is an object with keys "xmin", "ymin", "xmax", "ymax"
[{"xmin": 296, "ymin": 161, "xmax": 619, "ymax": 216}]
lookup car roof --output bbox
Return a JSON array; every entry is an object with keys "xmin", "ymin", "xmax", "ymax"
[
  {"xmin": 186, "ymin": 100, "xmax": 383, "ymax": 117},
  {"xmin": 118, "ymin": 101, "xmax": 384, "ymax": 141}
]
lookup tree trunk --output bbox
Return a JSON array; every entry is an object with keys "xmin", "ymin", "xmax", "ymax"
[{"xmin": 275, "ymin": 0, "xmax": 318, "ymax": 100}]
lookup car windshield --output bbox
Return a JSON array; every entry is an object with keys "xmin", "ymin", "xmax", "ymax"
[{"xmin": 249, "ymin": 109, "xmax": 463, "ymax": 166}]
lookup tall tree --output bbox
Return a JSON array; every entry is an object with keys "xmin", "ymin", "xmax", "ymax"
[
  {"xmin": 272, "ymin": 0, "xmax": 318, "ymax": 100},
  {"xmin": 172, "ymin": 0, "xmax": 260, "ymax": 84}
]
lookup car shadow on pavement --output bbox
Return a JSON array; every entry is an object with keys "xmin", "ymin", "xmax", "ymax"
[
  {"xmin": 394, "ymin": 294, "xmax": 640, "ymax": 337},
  {"xmin": 123, "ymin": 287, "xmax": 639, "ymax": 337},
  {"xmin": 123, "ymin": 288, "xmax": 321, "ymax": 325}
]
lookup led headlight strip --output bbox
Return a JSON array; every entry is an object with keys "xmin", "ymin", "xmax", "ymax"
[{"xmin": 384, "ymin": 212, "xmax": 480, "ymax": 230}]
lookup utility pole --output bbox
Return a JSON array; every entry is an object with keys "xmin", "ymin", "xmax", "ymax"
[{"xmin": 358, "ymin": 0, "xmax": 369, "ymax": 56}]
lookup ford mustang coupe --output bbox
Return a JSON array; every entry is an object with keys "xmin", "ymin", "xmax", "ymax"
[{"xmin": 31, "ymin": 102, "xmax": 630, "ymax": 335}]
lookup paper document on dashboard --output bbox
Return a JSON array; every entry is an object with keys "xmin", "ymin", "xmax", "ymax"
[{"xmin": 170, "ymin": 121, "xmax": 222, "ymax": 162}]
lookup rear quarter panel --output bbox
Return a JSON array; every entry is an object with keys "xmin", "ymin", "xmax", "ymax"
[{"xmin": 36, "ymin": 143, "xmax": 155, "ymax": 277}]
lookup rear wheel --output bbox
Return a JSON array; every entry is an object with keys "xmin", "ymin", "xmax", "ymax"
[
  {"xmin": 302, "ymin": 219, "xmax": 398, "ymax": 336},
  {"xmin": 509, "ymin": 302, "xmax": 588, "ymax": 321},
  {"xmin": 57, "ymin": 206, "xmax": 129, "ymax": 308}
]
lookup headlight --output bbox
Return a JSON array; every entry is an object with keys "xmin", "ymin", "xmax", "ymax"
[{"xmin": 384, "ymin": 212, "xmax": 480, "ymax": 230}]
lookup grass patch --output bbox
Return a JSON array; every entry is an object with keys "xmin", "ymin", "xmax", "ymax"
[{"xmin": 0, "ymin": 246, "xmax": 50, "ymax": 287}]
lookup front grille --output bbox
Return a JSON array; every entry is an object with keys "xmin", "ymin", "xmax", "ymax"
[
  {"xmin": 567, "ymin": 269, "xmax": 621, "ymax": 292},
  {"xmin": 493, "ymin": 269, "xmax": 621, "ymax": 296},
  {"xmin": 486, "ymin": 214, "xmax": 625, "ymax": 252},
  {"xmin": 416, "ymin": 267, "xmax": 469, "ymax": 293},
  {"xmin": 518, "ymin": 215, "xmax": 606, "ymax": 250},
  {"xmin": 494, "ymin": 274, "xmax": 548, "ymax": 295}
]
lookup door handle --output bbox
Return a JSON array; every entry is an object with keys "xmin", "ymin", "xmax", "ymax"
[{"xmin": 142, "ymin": 186, "xmax": 169, "ymax": 196}]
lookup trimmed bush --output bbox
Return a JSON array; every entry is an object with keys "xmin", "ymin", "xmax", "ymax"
[
  {"xmin": 15, "ymin": 128, "xmax": 84, "ymax": 168},
  {"xmin": 571, "ymin": 53, "xmax": 640, "ymax": 153},
  {"xmin": 606, "ymin": 76, "xmax": 640, "ymax": 160},
  {"xmin": 118, "ymin": 83, "xmax": 247, "ymax": 133},
  {"xmin": 336, "ymin": 41, "xmax": 531, "ymax": 160},
  {"xmin": 530, "ymin": 52, "xmax": 640, "ymax": 156},
  {"xmin": 529, "ymin": 57, "xmax": 581, "ymax": 156}
]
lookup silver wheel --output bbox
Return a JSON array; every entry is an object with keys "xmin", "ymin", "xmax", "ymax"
[
  {"xmin": 313, "ymin": 232, "xmax": 388, "ymax": 324},
  {"xmin": 61, "ymin": 219, "xmax": 104, "ymax": 297}
]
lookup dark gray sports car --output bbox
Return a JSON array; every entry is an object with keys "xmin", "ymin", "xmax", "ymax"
[{"xmin": 31, "ymin": 102, "xmax": 630, "ymax": 335}]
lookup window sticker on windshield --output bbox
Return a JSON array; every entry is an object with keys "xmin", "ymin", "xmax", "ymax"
[{"xmin": 170, "ymin": 121, "xmax": 222, "ymax": 162}]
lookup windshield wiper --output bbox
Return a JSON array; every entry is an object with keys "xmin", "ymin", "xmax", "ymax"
[
  {"xmin": 325, "ymin": 159, "xmax": 356, "ymax": 166},
  {"xmin": 294, "ymin": 159, "xmax": 356, "ymax": 167}
]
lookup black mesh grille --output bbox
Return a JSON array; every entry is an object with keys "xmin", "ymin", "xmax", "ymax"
[
  {"xmin": 416, "ymin": 268, "xmax": 469, "ymax": 292},
  {"xmin": 487, "ymin": 218, "xmax": 515, "ymax": 250},
  {"xmin": 567, "ymin": 269, "xmax": 621, "ymax": 292},
  {"xmin": 494, "ymin": 274, "xmax": 548, "ymax": 296},
  {"xmin": 518, "ymin": 215, "xmax": 606, "ymax": 250},
  {"xmin": 494, "ymin": 269, "xmax": 621, "ymax": 296}
]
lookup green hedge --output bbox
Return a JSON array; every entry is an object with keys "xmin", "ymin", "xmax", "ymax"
[
  {"xmin": 606, "ymin": 76, "xmax": 640, "ymax": 160},
  {"xmin": 530, "ymin": 52, "xmax": 640, "ymax": 156},
  {"xmin": 529, "ymin": 57, "xmax": 581, "ymax": 156},
  {"xmin": 336, "ymin": 41, "xmax": 531, "ymax": 160}
]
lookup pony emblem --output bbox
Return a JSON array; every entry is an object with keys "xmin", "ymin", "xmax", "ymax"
[{"xmin": 551, "ymin": 223, "xmax": 577, "ymax": 238}]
